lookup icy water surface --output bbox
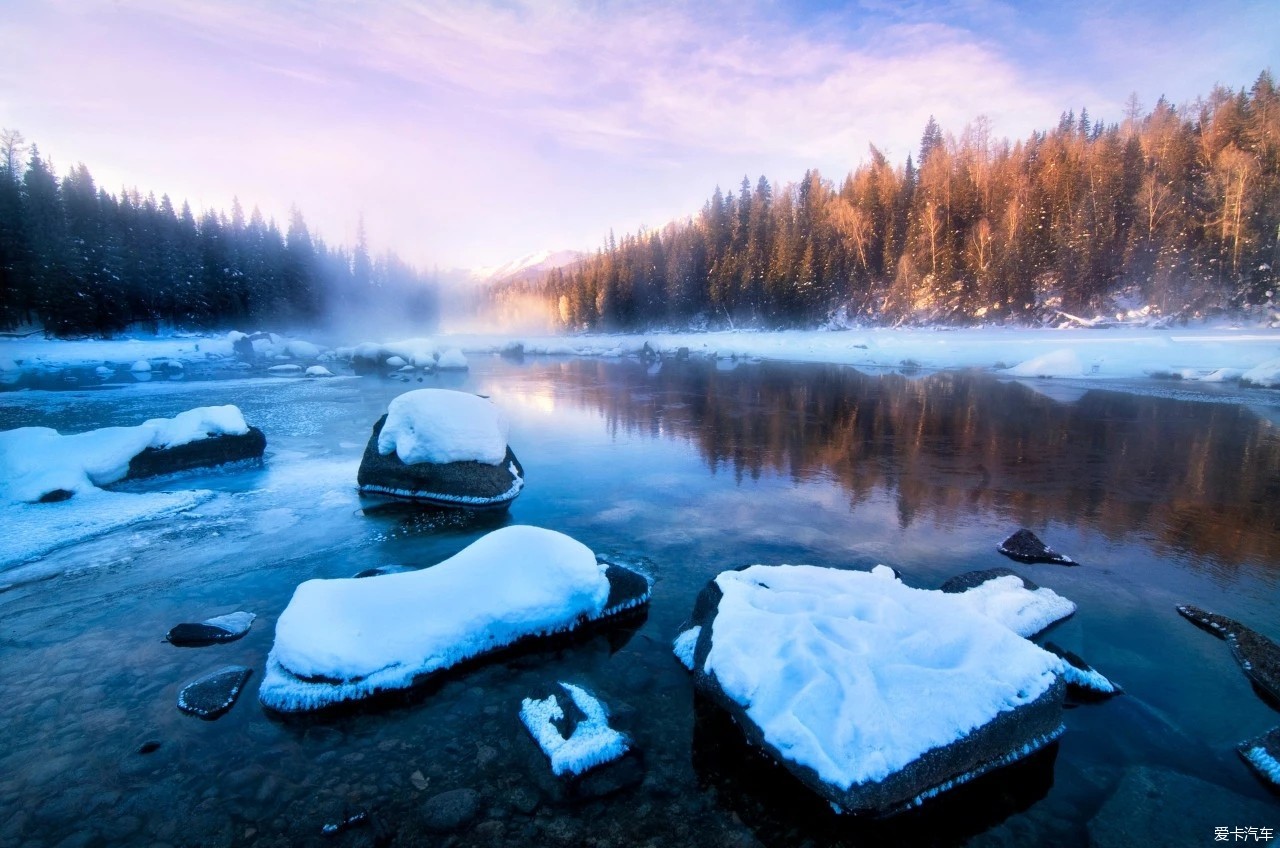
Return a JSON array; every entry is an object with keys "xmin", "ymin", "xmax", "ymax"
[{"xmin": 1, "ymin": 357, "xmax": 1278, "ymax": 846}]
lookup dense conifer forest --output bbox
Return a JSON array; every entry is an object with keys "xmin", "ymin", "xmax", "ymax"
[
  {"xmin": 496, "ymin": 72, "xmax": 1280, "ymax": 330},
  {"xmin": 0, "ymin": 132, "xmax": 438, "ymax": 336}
]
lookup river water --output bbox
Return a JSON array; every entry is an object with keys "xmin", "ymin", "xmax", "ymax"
[{"xmin": 1, "ymin": 356, "xmax": 1277, "ymax": 846}]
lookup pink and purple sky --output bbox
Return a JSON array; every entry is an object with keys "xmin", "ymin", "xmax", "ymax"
[{"xmin": 1, "ymin": 0, "xmax": 1273, "ymax": 273}]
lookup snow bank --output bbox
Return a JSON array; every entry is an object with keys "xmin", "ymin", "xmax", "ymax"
[
  {"xmin": 260, "ymin": 526, "xmax": 619, "ymax": 711},
  {"xmin": 520, "ymin": 682, "xmax": 630, "ymax": 776},
  {"xmin": 702, "ymin": 565, "xmax": 1064, "ymax": 789},
  {"xmin": 305, "ymin": 365, "xmax": 334, "ymax": 377},
  {"xmin": 377, "ymin": 389, "xmax": 508, "ymax": 466},
  {"xmin": 0, "ymin": 488, "xmax": 213, "ymax": 572},
  {"xmin": 0, "ymin": 405, "xmax": 249, "ymax": 503}
]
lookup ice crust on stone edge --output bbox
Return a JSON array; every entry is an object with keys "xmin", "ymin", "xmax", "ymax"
[
  {"xmin": 260, "ymin": 526, "xmax": 618, "ymax": 712},
  {"xmin": 703, "ymin": 565, "xmax": 1068, "ymax": 790},
  {"xmin": 376, "ymin": 389, "xmax": 508, "ymax": 466},
  {"xmin": 673, "ymin": 626, "xmax": 701, "ymax": 670},
  {"xmin": 520, "ymin": 682, "xmax": 630, "ymax": 776},
  {"xmin": 0, "ymin": 405, "xmax": 249, "ymax": 504}
]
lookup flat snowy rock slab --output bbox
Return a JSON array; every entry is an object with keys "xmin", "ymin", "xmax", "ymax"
[
  {"xmin": 1237, "ymin": 726, "xmax": 1280, "ymax": 788},
  {"xmin": 682, "ymin": 564, "xmax": 1067, "ymax": 815},
  {"xmin": 259, "ymin": 526, "xmax": 651, "ymax": 712},
  {"xmin": 166, "ymin": 611, "xmax": 257, "ymax": 646},
  {"xmin": 177, "ymin": 665, "xmax": 253, "ymax": 719},
  {"xmin": 520, "ymin": 682, "xmax": 629, "ymax": 776},
  {"xmin": 997, "ymin": 529, "xmax": 1075, "ymax": 565}
]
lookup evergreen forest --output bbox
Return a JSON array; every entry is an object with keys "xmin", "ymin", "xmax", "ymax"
[
  {"xmin": 0, "ymin": 132, "xmax": 438, "ymax": 336},
  {"xmin": 496, "ymin": 72, "xmax": 1280, "ymax": 330}
]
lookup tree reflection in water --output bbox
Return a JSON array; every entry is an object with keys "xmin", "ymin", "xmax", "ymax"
[{"xmin": 548, "ymin": 358, "xmax": 1280, "ymax": 571}]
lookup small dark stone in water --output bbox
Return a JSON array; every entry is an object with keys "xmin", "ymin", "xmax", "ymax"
[
  {"xmin": 1176, "ymin": 604, "xmax": 1239, "ymax": 639},
  {"xmin": 421, "ymin": 788, "xmax": 480, "ymax": 833},
  {"xmin": 321, "ymin": 810, "xmax": 368, "ymax": 836},
  {"xmin": 177, "ymin": 665, "xmax": 253, "ymax": 719},
  {"xmin": 998, "ymin": 529, "xmax": 1076, "ymax": 565},
  {"xmin": 602, "ymin": 563, "xmax": 652, "ymax": 614},
  {"xmin": 939, "ymin": 567, "xmax": 1040, "ymax": 594},
  {"xmin": 38, "ymin": 488, "xmax": 75, "ymax": 503},
  {"xmin": 136, "ymin": 740, "xmax": 161, "ymax": 755},
  {"xmin": 165, "ymin": 611, "xmax": 256, "ymax": 646}
]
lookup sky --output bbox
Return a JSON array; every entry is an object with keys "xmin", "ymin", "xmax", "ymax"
[{"xmin": 0, "ymin": 0, "xmax": 1274, "ymax": 275}]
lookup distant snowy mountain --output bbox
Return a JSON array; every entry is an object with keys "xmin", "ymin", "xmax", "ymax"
[{"xmin": 470, "ymin": 249, "xmax": 584, "ymax": 284}]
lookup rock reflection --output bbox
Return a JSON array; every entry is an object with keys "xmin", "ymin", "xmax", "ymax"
[{"xmin": 551, "ymin": 359, "xmax": 1280, "ymax": 569}]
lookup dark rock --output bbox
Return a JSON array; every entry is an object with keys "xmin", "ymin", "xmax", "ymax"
[
  {"xmin": 356, "ymin": 415, "xmax": 524, "ymax": 510},
  {"xmin": 38, "ymin": 488, "xmax": 75, "ymax": 503},
  {"xmin": 676, "ymin": 347, "xmax": 690, "ymax": 361},
  {"xmin": 352, "ymin": 565, "xmax": 414, "ymax": 579},
  {"xmin": 124, "ymin": 427, "xmax": 266, "ymax": 481},
  {"xmin": 1228, "ymin": 625, "xmax": 1280, "ymax": 704},
  {"xmin": 602, "ymin": 563, "xmax": 651, "ymax": 615},
  {"xmin": 997, "ymin": 529, "xmax": 1076, "ymax": 565},
  {"xmin": 1237, "ymin": 726, "xmax": 1280, "ymax": 789},
  {"xmin": 1178, "ymin": 605, "xmax": 1280, "ymax": 705},
  {"xmin": 682, "ymin": 570, "xmax": 1065, "ymax": 816},
  {"xmin": 177, "ymin": 665, "xmax": 253, "ymax": 719},
  {"xmin": 1176, "ymin": 604, "xmax": 1238, "ymax": 639},
  {"xmin": 939, "ymin": 567, "xmax": 1040, "ymax": 594},
  {"xmin": 500, "ymin": 342, "xmax": 525, "ymax": 361},
  {"xmin": 1043, "ymin": 642, "xmax": 1122, "ymax": 699},
  {"xmin": 421, "ymin": 788, "xmax": 480, "ymax": 834},
  {"xmin": 165, "ymin": 611, "xmax": 256, "ymax": 646},
  {"xmin": 136, "ymin": 740, "xmax": 161, "ymax": 755}
]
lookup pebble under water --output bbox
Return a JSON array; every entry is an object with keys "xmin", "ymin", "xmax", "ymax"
[{"xmin": 1, "ymin": 355, "xmax": 1278, "ymax": 846}]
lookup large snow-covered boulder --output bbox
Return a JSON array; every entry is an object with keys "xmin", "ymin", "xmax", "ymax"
[
  {"xmin": 356, "ymin": 389, "xmax": 524, "ymax": 509},
  {"xmin": 0, "ymin": 405, "xmax": 265, "ymax": 503},
  {"xmin": 259, "ymin": 526, "xmax": 651, "ymax": 712},
  {"xmin": 676, "ymin": 564, "xmax": 1070, "ymax": 815}
]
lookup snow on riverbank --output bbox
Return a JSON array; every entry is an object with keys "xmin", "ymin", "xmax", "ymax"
[{"xmin": 3, "ymin": 324, "xmax": 1280, "ymax": 387}]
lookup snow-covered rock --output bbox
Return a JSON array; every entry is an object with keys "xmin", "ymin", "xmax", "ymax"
[
  {"xmin": 1005, "ymin": 348, "xmax": 1085, "ymax": 378},
  {"xmin": 0, "ymin": 405, "xmax": 263, "ymax": 504},
  {"xmin": 284, "ymin": 339, "xmax": 321, "ymax": 359},
  {"xmin": 1044, "ymin": 642, "xmax": 1122, "ymax": 698},
  {"xmin": 521, "ymin": 682, "xmax": 630, "ymax": 776},
  {"xmin": 998, "ymin": 528, "xmax": 1076, "ymax": 565},
  {"xmin": 358, "ymin": 390, "xmax": 524, "ymax": 508},
  {"xmin": 267, "ymin": 363, "xmax": 302, "ymax": 376},
  {"xmin": 385, "ymin": 355, "xmax": 408, "ymax": 368},
  {"xmin": 679, "ymin": 564, "xmax": 1069, "ymax": 815},
  {"xmin": 259, "ymin": 526, "xmax": 651, "ymax": 712},
  {"xmin": 130, "ymin": 359, "xmax": 151, "ymax": 373},
  {"xmin": 436, "ymin": 348, "xmax": 468, "ymax": 370},
  {"xmin": 1241, "ymin": 357, "xmax": 1280, "ymax": 388},
  {"xmin": 305, "ymin": 365, "xmax": 334, "ymax": 377},
  {"xmin": 177, "ymin": 665, "xmax": 253, "ymax": 719},
  {"xmin": 165, "ymin": 611, "xmax": 257, "ymax": 646}
]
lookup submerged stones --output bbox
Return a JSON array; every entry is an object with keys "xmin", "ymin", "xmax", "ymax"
[
  {"xmin": 998, "ymin": 529, "xmax": 1076, "ymax": 565},
  {"xmin": 678, "ymin": 564, "xmax": 1070, "ymax": 815},
  {"xmin": 258, "ymin": 526, "xmax": 652, "ymax": 713},
  {"xmin": 356, "ymin": 390, "xmax": 524, "ymax": 509},
  {"xmin": 165, "ymin": 611, "xmax": 256, "ymax": 646},
  {"xmin": 177, "ymin": 665, "xmax": 253, "ymax": 719}
]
